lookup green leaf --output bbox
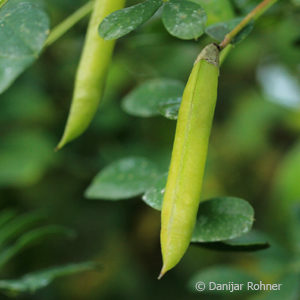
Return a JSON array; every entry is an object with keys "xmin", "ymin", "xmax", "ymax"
[
  {"xmin": 143, "ymin": 178, "xmax": 255, "ymax": 242},
  {"xmin": 0, "ymin": 0, "xmax": 50, "ymax": 94},
  {"xmin": 192, "ymin": 197, "xmax": 254, "ymax": 242},
  {"xmin": 142, "ymin": 173, "xmax": 167, "ymax": 210},
  {"xmin": 0, "ymin": 130, "xmax": 55, "ymax": 188},
  {"xmin": 196, "ymin": 241, "xmax": 269, "ymax": 252},
  {"xmin": 162, "ymin": 0, "xmax": 207, "ymax": 40},
  {"xmin": 0, "ymin": 212, "xmax": 44, "ymax": 248},
  {"xmin": 194, "ymin": 230, "xmax": 270, "ymax": 252},
  {"xmin": 0, "ymin": 226, "xmax": 75, "ymax": 268},
  {"xmin": 232, "ymin": 21, "xmax": 254, "ymax": 44},
  {"xmin": 157, "ymin": 98, "xmax": 181, "ymax": 120},
  {"xmin": 0, "ymin": 262, "xmax": 98, "ymax": 294},
  {"xmin": 121, "ymin": 79, "xmax": 184, "ymax": 118},
  {"xmin": 190, "ymin": 0, "xmax": 234, "ymax": 25},
  {"xmin": 188, "ymin": 266, "xmax": 257, "ymax": 294},
  {"xmin": 205, "ymin": 17, "xmax": 254, "ymax": 44},
  {"xmin": 85, "ymin": 157, "xmax": 160, "ymax": 200},
  {"xmin": 222, "ymin": 230, "xmax": 269, "ymax": 249},
  {"xmin": 205, "ymin": 22, "xmax": 230, "ymax": 41},
  {"xmin": 99, "ymin": 0, "xmax": 162, "ymax": 40}
]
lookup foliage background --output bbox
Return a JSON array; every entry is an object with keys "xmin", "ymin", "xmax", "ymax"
[{"xmin": 0, "ymin": 0, "xmax": 299, "ymax": 299}]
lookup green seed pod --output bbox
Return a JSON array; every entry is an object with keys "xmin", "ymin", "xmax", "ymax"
[
  {"xmin": 56, "ymin": 0, "xmax": 125, "ymax": 150},
  {"xmin": 159, "ymin": 43, "xmax": 220, "ymax": 278}
]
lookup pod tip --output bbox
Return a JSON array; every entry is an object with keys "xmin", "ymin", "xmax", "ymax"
[
  {"xmin": 157, "ymin": 266, "xmax": 167, "ymax": 280},
  {"xmin": 55, "ymin": 139, "xmax": 65, "ymax": 152}
]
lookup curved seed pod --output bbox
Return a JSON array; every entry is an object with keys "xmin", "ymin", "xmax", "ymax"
[
  {"xmin": 159, "ymin": 44, "xmax": 220, "ymax": 278},
  {"xmin": 56, "ymin": 0, "xmax": 125, "ymax": 150}
]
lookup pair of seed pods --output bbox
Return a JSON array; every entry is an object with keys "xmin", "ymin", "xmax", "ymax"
[{"xmin": 58, "ymin": 0, "xmax": 220, "ymax": 277}]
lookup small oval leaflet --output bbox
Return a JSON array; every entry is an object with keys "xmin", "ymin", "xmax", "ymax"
[
  {"xmin": 162, "ymin": 0, "xmax": 207, "ymax": 40},
  {"xmin": 122, "ymin": 78, "xmax": 184, "ymax": 118},
  {"xmin": 142, "ymin": 173, "xmax": 168, "ymax": 210},
  {"xmin": 194, "ymin": 230, "xmax": 270, "ymax": 252},
  {"xmin": 191, "ymin": 197, "xmax": 254, "ymax": 242},
  {"xmin": 0, "ymin": 0, "xmax": 50, "ymax": 94},
  {"xmin": 143, "ymin": 175, "xmax": 255, "ymax": 243},
  {"xmin": 205, "ymin": 17, "xmax": 254, "ymax": 44},
  {"xmin": 157, "ymin": 98, "xmax": 181, "ymax": 120},
  {"xmin": 85, "ymin": 157, "xmax": 160, "ymax": 200},
  {"xmin": 99, "ymin": 0, "xmax": 163, "ymax": 40}
]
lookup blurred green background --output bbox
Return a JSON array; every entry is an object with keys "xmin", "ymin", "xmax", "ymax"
[{"xmin": 0, "ymin": 0, "xmax": 299, "ymax": 299}]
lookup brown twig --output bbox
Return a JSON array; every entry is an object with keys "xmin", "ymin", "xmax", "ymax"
[{"xmin": 219, "ymin": 0, "xmax": 278, "ymax": 50}]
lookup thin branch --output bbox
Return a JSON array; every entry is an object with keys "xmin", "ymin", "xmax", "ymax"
[
  {"xmin": 45, "ymin": 1, "xmax": 94, "ymax": 47},
  {"xmin": 219, "ymin": 0, "xmax": 278, "ymax": 50}
]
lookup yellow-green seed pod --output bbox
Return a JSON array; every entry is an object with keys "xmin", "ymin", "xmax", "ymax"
[
  {"xmin": 56, "ymin": 0, "xmax": 125, "ymax": 150},
  {"xmin": 159, "ymin": 43, "xmax": 220, "ymax": 278}
]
